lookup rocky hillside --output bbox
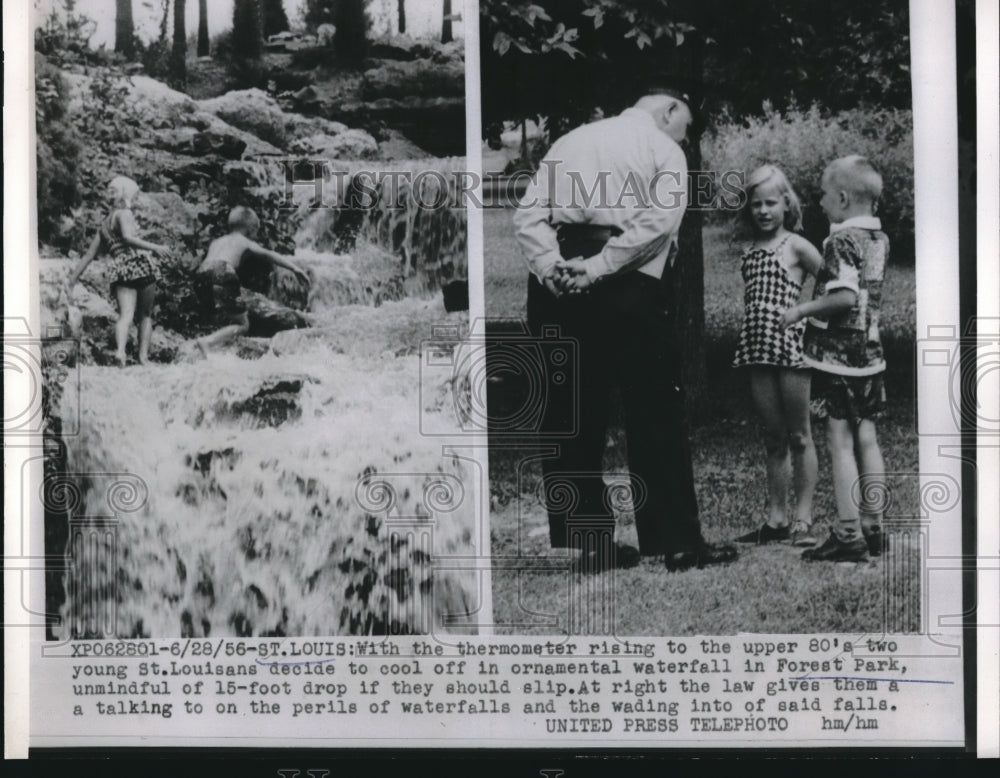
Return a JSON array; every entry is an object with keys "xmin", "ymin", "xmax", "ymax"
[{"xmin": 38, "ymin": 49, "xmax": 467, "ymax": 366}]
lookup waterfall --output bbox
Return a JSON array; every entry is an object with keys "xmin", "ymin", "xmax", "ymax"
[{"xmin": 49, "ymin": 174, "xmax": 477, "ymax": 638}]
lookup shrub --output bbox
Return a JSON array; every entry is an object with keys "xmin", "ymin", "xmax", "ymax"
[
  {"xmin": 703, "ymin": 104, "xmax": 914, "ymax": 263},
  {"xmin": 35, "ymin": 55, "xmax": 83, "ymax": 248}
]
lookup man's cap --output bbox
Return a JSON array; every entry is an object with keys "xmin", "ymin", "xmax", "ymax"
[{"xmin": 645, "ymin": 75, "xmax": 705, "ymax": 128}]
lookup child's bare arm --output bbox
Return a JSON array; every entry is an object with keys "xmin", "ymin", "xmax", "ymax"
[
  {"xmin": 118, "ymin": 210, "xmax": 170, "ymax": 256},
  {"xmin": 246, "ymin": 241, "xmax": 310, "ymax": 282},
  {"xmin": 783, "ymin": 289, "xmax": 857, "ymax": 326},
  {"xmin": 791, "ymin": 235, "xmax": 823, "ymax": 276},
  {"xmin": 65, "ymin": 233, "xmax": 102, "ymax": 294}
]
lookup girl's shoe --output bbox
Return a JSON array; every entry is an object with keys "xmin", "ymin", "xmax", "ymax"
[
  {"xmin": 790, "ymin": 522, "xmax": 817, "ymax": 547},
  {"xmin": 735, "ymin": 523, "xmax": 789, "ymax": 544}
]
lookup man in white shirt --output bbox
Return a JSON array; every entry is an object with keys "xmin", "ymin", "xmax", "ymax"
[{"xmin": 512, "ymin": 84, "xmax": 738, "ymax": 573}]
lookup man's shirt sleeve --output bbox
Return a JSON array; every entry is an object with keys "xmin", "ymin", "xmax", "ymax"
[
  {"xmin": 584, "ymin": 141, "xmax": 688, "ymax": 281},
  {"xmin": 511, "ymin": 161, "xmax": 563, "ymax": 282}
]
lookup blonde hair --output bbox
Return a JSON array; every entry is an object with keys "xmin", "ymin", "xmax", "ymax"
[
  {"xmin": 824, "ymin": 155, "xmax": 883, "ymax": 206},
  {"xmin": 740, "ymin": 164, "xmax": 803, "ymax": 233},
  {"xmin": 227, "ymin": 206, "xmax": 260, "ymax": 236},
  {"xmin": 107, "ymin": 176, "xmax": 139, "ymax": 209}
]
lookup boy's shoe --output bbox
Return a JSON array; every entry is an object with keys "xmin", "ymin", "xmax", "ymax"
[
  {"xmin": 735, "ymin": 523, "xmax": 789, "ymax": 544},
  {"xmin": 790, "ymin": 522, "xmax": 818, "ymax": 547},
  {"xmin": 666, "ymin": 541, "xmax": 739, "ymax": 572},
  {"xmin": 863, "ymin": 526, "xmax": 888, "ymax": 557},
  {"xmin": 801, "ymin": 531, "xmax": 870, "ymax": 562}
]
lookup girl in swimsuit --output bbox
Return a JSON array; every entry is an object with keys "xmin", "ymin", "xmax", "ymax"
[
  {"xmin": 66, "ymin": 177, "xmax": 171, "ymax": 366},
  {"xmin": 731, "ymin": 165, "xmax": 823, "ymax": 546}
]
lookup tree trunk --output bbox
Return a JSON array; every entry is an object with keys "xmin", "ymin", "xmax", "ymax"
[
  {"xmin": 668, "ymin": 36, "xmax": 707, "ymax": 409},
  {"xmin": 441, "ymin": 0, "xmax": 453, "ymax": 43},
  {"xmin": 397, "ymin": 0, "xmax": 406, "ymax": 34},
  {"xmin": 197, "ymin": 0, "xmax": 210, "ymax": 56},
  {"xmin": 170, "ymin": 0, "xmax": 187, "ymax": 87},
  {"xmin": 159, "ymin": 0, "xmax": 170, "ymax": 43},
  {"xmin": 261, "ymin": 0, "xmax": 290, "ymax": 37},
  {"xmin": 115, "ymin": 0, "xmax": 135, "ymax": 59},
  {"xmin": 232, "ymin": 0, "xmax": 263, "ymax": 60},
  {"xmin": 334, "ymin": 0, "xmax": 368, "ymax": 67}
]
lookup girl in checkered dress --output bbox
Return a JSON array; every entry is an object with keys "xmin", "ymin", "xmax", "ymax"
[
  {"xmin": 65, "ymin": 177, "xmax": 171, "ymax": 366},
  {"xmin": 732, "ymin": 166, "xmax": 823, "ymax": 546}
]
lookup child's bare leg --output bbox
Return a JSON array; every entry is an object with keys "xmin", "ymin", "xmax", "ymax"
[
  {"xmin": 827, "ymin": 418, "xmax": 863, "ymax": 541},
  {"xmin": 750, "ymin": 367, "xmax": 790, "ymax": 528},
  {"xmin": 854, "ymin": 419, "xmax": 886, "ymax": 532},
  {"xmin": 197, "ymin": 315, "xmax": 250, "ymax": 352},
  {"xmin": 114, "ymin": 286, "xmax": 138, "ymax": 365},
  {"xmin": 779, "ymin": 368, "xmax": 817, "ymax": 527},
  {"xmin": 135, "ymin": 284, "xmax": 156, "ymax": 364}
]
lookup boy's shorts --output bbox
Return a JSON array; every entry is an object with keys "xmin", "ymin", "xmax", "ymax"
[
  {"xmin": 812, "ymin": 372, "xmax": 886, "ymax": 427},
  {"xmin": 194, "ymin": 265, "xmax": 247, "ymax": 325}
]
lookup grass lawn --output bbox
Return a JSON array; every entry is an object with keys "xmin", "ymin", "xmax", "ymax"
[{"xmin": 484, "ymin": 207, "xmax": 921, "ymax": 635}]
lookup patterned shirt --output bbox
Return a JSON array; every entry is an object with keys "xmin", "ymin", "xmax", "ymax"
[
  {"xmin": 803, "ymin": 216, "xmax": 889, "ymax": 376},
  {"xmin": 512, "ymin": 107, "xmax": 688, "ymax": 284}
]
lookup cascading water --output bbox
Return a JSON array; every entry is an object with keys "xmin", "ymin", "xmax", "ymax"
[{"xmin": 50, "ymin": 171, "xmax": 477, "ymax": 639}]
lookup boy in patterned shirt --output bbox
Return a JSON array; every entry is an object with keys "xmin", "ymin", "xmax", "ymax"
[{"xmin": 783, "ymin": 156, "xmax": 889, "ymax": 562}]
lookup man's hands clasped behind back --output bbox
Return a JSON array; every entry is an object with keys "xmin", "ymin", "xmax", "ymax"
[{"xmin": 545, "ymin": 257, "xmax": 593, "ymax": 297}]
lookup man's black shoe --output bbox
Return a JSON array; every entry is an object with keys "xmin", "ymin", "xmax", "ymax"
[
  {"xmin": 802, "ymin": 531, "xmax": 870, "ymax": 562},
  {"xmin": 735, "ymin": 522, "xmax": 789, "ymax": 544},
  {"xmin": 575, "ymin": 542, "xmax": 641, "ymax": 574},
  {"xmin": 665, "ymin": 541, "xmax": 738, "ymax": 572}
]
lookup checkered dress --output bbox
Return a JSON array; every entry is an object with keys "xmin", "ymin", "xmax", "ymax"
[
  {"xmin": 732, "ymin": 235, "xmax": 805, "ymax": 368},
  {"xmin": 101, "ymin": 211, "xmax": 159, "ymax": 290}
]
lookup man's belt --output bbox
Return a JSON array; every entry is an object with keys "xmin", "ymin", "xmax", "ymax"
[
  {"xmin": 556, "ymin": 224, "xmax": 623, "ymax": 243},
  {"xmin": 556, "ymin": 224, "xmax": 623, "ymax": 260}
]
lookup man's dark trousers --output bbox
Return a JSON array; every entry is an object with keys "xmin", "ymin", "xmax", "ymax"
[{"xmin": 526, "ymin": 228, "xmax": 702, "ymax": 556}]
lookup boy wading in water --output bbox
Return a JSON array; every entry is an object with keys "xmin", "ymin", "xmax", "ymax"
[{"xmin": 194, "ymin": 207, "xmax": 310, "ymax": 355}]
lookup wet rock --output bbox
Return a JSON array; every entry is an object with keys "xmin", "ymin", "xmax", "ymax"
[
  {"xmin": 242, "ymin": 290, "xmax": 309, "ymax": 338},
  {"xmin": 198, "ymin": 88, "xmax": 292, "ymax": 148},
  {"xmin": 152, "ymin": 128, "xmax": 248, "ymax": 160},
  {"xmin": 289, "ymin": 129, "xmax": 378, "ymax": 160},
  {"xmin": 222, "ymin": 160, "xmax": 272, "ymax": 190},
  {"xmin": 198, "ymin": 88, "xmax": 358, "ymax": 151},
  {"xmin": 136, "ymin": 192, "xmax": 200, "ymax": 242},
  {"xmin": 160, "ymin": 159, "xmax": 225, "ymax": 191},
  {"xmin": 374, "ymin": 128, "xmax": 432, "ymax": 160},
  {"xmin": 187, "ymin": 447, "xmax": 240, "ymax": 477},
  {"xmin": 228, "ymin": 376, "xmax": 310, "ymax": 427},
  {"xmin": 147, "ymin": 328, "xmax": 186, "ymax": 363},
  {"xmin": 233, "ymin": 337, "xmax": 272, "ymax": 361}
]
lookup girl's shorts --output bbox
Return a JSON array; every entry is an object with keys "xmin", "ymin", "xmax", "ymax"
[
  {"xmin": 111, "ymin": 276, "xmax": 156, "ymax": 294},
  {"xmin": 811, "ymin": 372, "xmax": 887, "ymax": 427}
]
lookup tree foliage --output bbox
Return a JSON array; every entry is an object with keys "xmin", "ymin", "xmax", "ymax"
[
  {"xmin": 481, "ymin": 0, "xmax": 911, "ymax": 137},
  {"xmin": 480, "ymin": 0, "xmax": 912, "ymax": 401},
  {"xmin": 35, "ymin": 55, "xmax": 82, "ymax": 246}
]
